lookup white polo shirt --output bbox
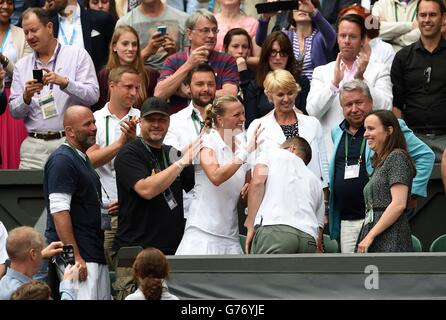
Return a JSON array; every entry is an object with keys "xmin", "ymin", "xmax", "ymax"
[
  {"xmin": 94, "ymin": 103, "xmax": 140, "ymax": 203},
  {"xmin": 254, "ymin": 149, "xmax": 324, "ymax": 241},
  {"xmin": 186, "ymin": 129, "xmax": 247, "ymax": 240},
  {"xmin": 164, "ymin": 101, "xmax": 204, "ymax": 219}
]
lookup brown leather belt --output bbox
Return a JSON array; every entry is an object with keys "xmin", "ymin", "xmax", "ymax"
[{"xmin": 28, "ymin": 131, "xmax": 66, "ymax": 140}]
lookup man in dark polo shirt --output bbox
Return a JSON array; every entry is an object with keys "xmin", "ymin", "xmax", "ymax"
[
  {"xmin": 44, "ymin": 105, "xmax": 111, "ymax": 299},
  {"xmin": 112, "ymin": 97, "xmax": 196, "ymax": 257},
  {"xmin": 391, "ymin": 0, "xmax": 446, "ymax": 161},
  {"xmin": 328, "ymin": 80, "xmax": 434, "ymax": 253}
]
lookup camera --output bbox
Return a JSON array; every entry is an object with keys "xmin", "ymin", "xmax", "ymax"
[{"xmin": 60, "ymin": 244, "xmax": 75, "ymax": 266}]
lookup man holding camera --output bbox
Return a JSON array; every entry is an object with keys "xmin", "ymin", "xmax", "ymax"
[
  {"xmin": 0, "ymin": 226, "xmax": 78, "ymax": 300},
  {"xmin": 44, "ymin": 105, "xmax": 111, "ymax": 300},
  {"xmin": 9, "ymin": 7, "xmax": 98, "ymax": 170}
]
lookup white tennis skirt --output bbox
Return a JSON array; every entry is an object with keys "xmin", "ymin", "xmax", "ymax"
[{"xmin": 176, "ymin": 226, "xmax": 243, "ymax": 255}]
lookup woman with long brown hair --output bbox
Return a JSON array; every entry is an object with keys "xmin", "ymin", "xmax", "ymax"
[
  {"xmin": 93, "ymin": 25, "xmax": 158, "ymax": 111},
  {"xmin": 356, "ymin": 110, "xmax": 416, "ymax": 253}
]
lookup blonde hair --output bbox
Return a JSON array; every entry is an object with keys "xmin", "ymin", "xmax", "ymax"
[
  {"xmin": 6, "ymin": 226, "xmax": 44, "ymax": 261},
  {"xmin": 106, "ymin": 25, "xmax": 148, "ymax": 107},
  {"xmin": 204, "ymin": 96, "xmax": 240, "ymax": 129},
  {"xmin": 263, "ymin": 70, "xmax": 301, "ymax": 99}
]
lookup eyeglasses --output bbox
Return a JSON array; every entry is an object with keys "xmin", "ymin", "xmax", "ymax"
[
  {"xmin": 269, "ymin": 49, "xmax": 288, "ymax": 57},
  {"xmin": 193, "ymin": 28, "xmax": 219, "ymax": 35}
]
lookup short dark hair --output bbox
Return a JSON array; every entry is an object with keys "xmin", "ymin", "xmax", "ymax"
[
  {"xmin": 185, "ymin": 63, "xmax": 216, "ymax": 85},
  {"xmin": 416, "ymin": 0, "xmax": 446, "ymax": 14},
  {"xmin": 281, "ymin": 137, "xmax": 312, "ymax": 165},
  {"xmin": 336, "ymin": 14, "xmax": 366, "ymax": 39},
  {"xmin": 22, "ymin": 7, "xmax": 51, "ymax": 26}
]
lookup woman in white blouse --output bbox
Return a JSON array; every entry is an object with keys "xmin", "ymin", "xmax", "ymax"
[
  {"xmin": 247, "ymin": 69, "xmax": 329, "ymax": 190},
  {"xmin": 176, "ymin": 96, "xmax": 261, "ymax": 255}
]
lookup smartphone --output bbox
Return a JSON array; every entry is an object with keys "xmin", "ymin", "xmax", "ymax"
[
  {"xmin": 255, "ymin": 1, "xmax": 299, "ymax": 14},
  {"xmin": 33, "ymin": 69, "xmax": 43, "ymax": 84},
  {"xmin": 157, "ymin": 25, "xmax": 167, "ymax": 35},
  {"xmin": 61, "ymin": 244, "xmax": 75, "ymax": 266}
]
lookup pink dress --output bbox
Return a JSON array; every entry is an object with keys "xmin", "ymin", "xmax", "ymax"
[{"xmin": 215, "ymin": 13, "xmax": 258, "ymax": 52}]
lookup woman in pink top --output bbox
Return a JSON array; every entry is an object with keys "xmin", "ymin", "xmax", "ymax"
[{"xmin": 215, "ymin": 0, "xmax": 260, "ymax": 55}]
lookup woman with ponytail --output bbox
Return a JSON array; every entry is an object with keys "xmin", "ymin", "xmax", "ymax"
[
  {"xmin": 176, "ymin": 96, "xmax": 262, "ymax": 255},
  {"xmin": 125, "ymin": 247, "xmax": 178, "ymax": 300}
]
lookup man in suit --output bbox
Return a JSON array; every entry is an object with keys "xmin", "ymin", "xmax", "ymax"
[
  {"xmin": 306, "ymin": 13, "xmax": 392, "ymax": 155},
  {"xmin": 46, "ymin": 0, "xmax": 115, "ymax": 72}
]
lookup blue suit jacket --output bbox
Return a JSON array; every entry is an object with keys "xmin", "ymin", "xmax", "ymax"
[{"xmin": 328, "ymin": 119, "xmax": 435, "ymax": 241}]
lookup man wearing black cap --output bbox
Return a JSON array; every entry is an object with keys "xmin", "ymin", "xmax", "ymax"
[{"xmin": 112, "ymin": 97, "xmax": 197, "ymax": 260}]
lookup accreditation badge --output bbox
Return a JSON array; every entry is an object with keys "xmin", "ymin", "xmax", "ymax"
[
  {"xmin": 344, "ymin": 164, "xmax": 360, "ymax": 179},
  {"xmin": 39, "ymin": 93, "xmax": 58, "ymax": 119},
  {"xmin": 163, "ymin": 188, "xmax": 178, "ymax": 210}
]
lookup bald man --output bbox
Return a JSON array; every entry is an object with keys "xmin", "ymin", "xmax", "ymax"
[{"xmin": 43, "ymin": 106, "xmax": 111, "ymax": 300}]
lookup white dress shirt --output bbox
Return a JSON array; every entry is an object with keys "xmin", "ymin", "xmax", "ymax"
[
  {"xmin": 254, "ymin": 149, "xmax": 324, "ymax": 241},
  {"xmin": 164, "ymin": 101, "xmax": 204, "ymax": 219},
  {"xmin": 58, "ymin": 3, "xmax": 85, "ymax": 48},
  {"xmin": 94, "ymin": 102, "xmax": 141, "ymax": 203},
  {"xmin": 306, "ymin": 60, "xmax": 392, "ymax": 155},
  {"xmin": 247, "ymin": 108, "xmax": 329, "ymax": 188}
]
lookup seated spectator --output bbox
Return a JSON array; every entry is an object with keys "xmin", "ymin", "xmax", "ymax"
[
  {"xmin": 93, "ymin": 25, "xmax": 158, "ymax": 111},
  {"xmin": 241, "ymin": 31, "xmax": 310, "ymax": 127},
  {"xmin": 116, "ymin": 0, "xmax": 187, "ymax": 70},
  {"xmin": 215, "ymin": 0, "xmax": 260, "ymax": 55},
  {"xmin": 0, "ymin": 226, "xmax": 78, "ymax": 300},
  {"xmin": 256, "ymin": 0, "xmax": 336, "ymax": 81},
  {"xmin": 222, "ymin": 28, "xmax": 255, "ymax": 101},
  {"xmin": 84, "ymin": 0, "xmax": 119, "ymax": 22},
  {"xmin": 125, "ymin": 247, "xmax": 178, "ymax": 300},
  {"xmin": 245, "ymin": 137, "xmax": 324, "ymax": 254},
  {"xmin": 372, "ymin": 0, "xmax": 420, "ymax": 52},
  {"xmin": 155, "ymin": 9, "xmax": 239, "ymax": 114},
  {"xmin": 339, "ymin": 4, "xmax": 395, "ymax": 66},
  {"xmin": 10, "ymin": 280, "xmax": 52, "ymax": 300}
]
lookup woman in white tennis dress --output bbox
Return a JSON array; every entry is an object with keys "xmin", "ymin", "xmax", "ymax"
[{"xmin": 176, "ymin": 96, "xmax": 261, "ymax": 255}]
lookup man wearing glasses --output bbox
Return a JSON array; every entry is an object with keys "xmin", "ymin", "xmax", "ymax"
[
  {"xmin": 155, "ymin": 9, "xmax": 239, "ymax": 114},
  {"xmin": 391, "ymin": 0, "xmax": 446, "ymax": 162}
]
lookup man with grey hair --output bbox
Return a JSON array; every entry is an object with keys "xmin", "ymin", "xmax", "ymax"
[
  {"xmin": 155, "ymin": 9, "xmax": 239, "ymax": 114},
  {"xmin": 115, "ymin": 0, "xmax": 186, "ymax": 71},
  {"xmin": 0, "ymin": 226, "xmax": 77, "ymax": 300},
  {"xmin": 328, "ymin": 79, "xmax": 434, "ymax": 253}
]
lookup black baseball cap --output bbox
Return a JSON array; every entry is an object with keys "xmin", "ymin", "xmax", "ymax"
[{"xmin": 140, "ymin": 97, "xmax": 170, "ymax": 118}]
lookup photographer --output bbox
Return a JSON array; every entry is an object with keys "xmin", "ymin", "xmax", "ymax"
[{"xmin": 0, "ymin": 226, "xmax": 79, "ymax": 300}]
